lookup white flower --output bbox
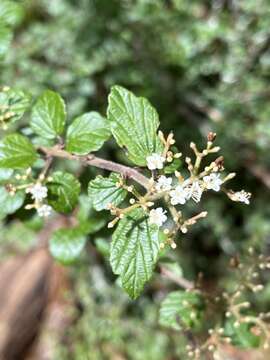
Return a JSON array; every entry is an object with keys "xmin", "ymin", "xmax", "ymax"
[
  {"xmin": 27, "ymin": 183, "xmax": 48, "ymax": 202},
  {"xmin": 149, "ymin": 207, "xmax": 167, "ymax": 227},
  {"xmin": 203, "ymin": 173, "xmax": 223, "ymax": 192},
  {"xmin": 146, "ymin": 153, "xmax": 165, "ymax": 170},
  {"xmin": 156, "ymin": 175, "xmax": 172, "ymax": 192},
  {"xmin": 37, "ymin": 204, "xmax": 52, "ymax": 217},
  {"xmin": 185, "ymin": 181, "xmax": 203, "ymax": 203},
  {"xmin": 228, "ymin": 190, "xmax": 251, "ymax": 205},
  {"xmin": 170, "ymin": 184, "xmax": 189, "ymax": 205}
]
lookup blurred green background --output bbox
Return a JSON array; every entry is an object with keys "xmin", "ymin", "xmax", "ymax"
[{"xmin": 1, "ymin": 1, "xmax": 270, "ymax": 359}]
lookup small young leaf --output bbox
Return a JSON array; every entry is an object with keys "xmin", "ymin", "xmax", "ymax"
[
  {"xmin": 31, "ymin": 90, "xmax": 66, "ymax": 139},
  {"xmin": 49, "ymin": 228, "xmax": 86, "ymax": 264},
  {"xmin": 0, "ymin": 186, "xmax": 25, "ymax": 220},
  {"xmin": 47, "ymin": 171, "xmax": 81, "ymax": 213},
  {"xmin": 159, "ymin": 291, "xmax": 204, "ymax": 331},
  {"xmin": 107, "ymin": 85, "xmax": 163, "ymax": 166},
  {"xmin": 66, "ymin": 111, "xmax": 111, "ymax": 155},
  {"xmin": 88, "ymin": 173, "xmax": 127, "ymax": 211},
  {"xmin": 110, "ymin": 208, "xmax": 160, "ymax": 299},
  {"xmin": 0, "ymin": 133, "xmax": 37, "ymax": 169},
  {"xmin": 0, "ymin": 88, "xmax": 31, "ymax": 124}
]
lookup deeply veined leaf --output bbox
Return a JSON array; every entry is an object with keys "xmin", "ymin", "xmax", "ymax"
[
  {"xmin": 66, "ymin": 111, "xmax": 111, "ymax": 155},
  {"xmin": 0, "ymin": 133, "xmax": 37, "ymax": 169},
  {"xmin": 107, "ymin": 85, "xmax": 164, "ymax": 166},
  {"xmin": 31, "ymin": 90, "xmax": 66, "ymax": 139},
  {"xmin": 0, "ymin": 88, "xmax": 31, "ymax": 124},
  {"xmin": 49, "ymin": 228, "xmax": 86, "ymax": 264},
  {"xmin": 0, "ymin": 186, "xmax": 25, "ymax": 220},
  {"xmin": 110, "ymin": 208, "xmax": 160, "ymax": 299},
  {"xmin": 159, "ymin": 291, "xmax": 204, "ymax": 330},
  {"xmin": 88, "ymin": 173, "xmax": 127, "ymax": 211},
  {"xmin": 47, "ymin": 171, "xmax": 81, "ymax": 213}
]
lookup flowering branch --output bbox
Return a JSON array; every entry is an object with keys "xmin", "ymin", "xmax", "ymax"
[{"xmin": 39, "ymin": 146, "xmax": 151, "ymax": 189}]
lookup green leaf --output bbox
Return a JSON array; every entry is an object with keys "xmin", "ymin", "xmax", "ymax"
[
  {"xmin": 107, "ymin": 85, "xmax": 163, "ymax": 166},
  {"xmin": 0, "ymin": 133, "xmax": 37, "ymax": 169},
  {"xmin": 49, "ymin": 228, "xmax": 86, "ymax": 264},
  {"xmin": 224, "ymin": 318, "xmax": 261, "ymax": 348},
  {"xmin": 95, "ymin": 238, "xmax": 110, "ymax": 258},
  {"xmin": 31, "ymin": 90, "xmax": 66, "ymax": 139},
  {"xmin": 0, "ymin": 0, "xmax": 24, "ymax": 26},
  {"xmin": 0, "ymin": 186, "xmax": 25, "ymax": 219},
  {"xmin": 88, "ymin": 173, "xmax": 127, "ymax": 211},
  {"xmin": 110, "ymin": 208, "xmax": 160, "ymax": 299},
  {"xmin": 0, "ymin": 24, "xmax": 12, "ymax": 58},
  {"xmin": 47, "ymin": 171, "xmax": 81, "ymax": 213},
  {"xmin": 0, "ymin": 88, "xmax": 31, "ymax": 124},
  {"xmin": 66, "ymin": 111, "xmax": 111, "ymax": 155},
  {"xmin": 159, "ymin": 291, "xmax": 204, "ymax": 331},
  {"xmin": 0, "ymin": 168, "xmax": 13, "ymax": 184}
]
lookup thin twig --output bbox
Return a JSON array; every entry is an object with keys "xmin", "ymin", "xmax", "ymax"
[
  {"xmin": 159, "ymin": 265, "xmax": 194, "ymax": 290},
  {"xmin": 39, "ymin": 146, "xmax": 150, "ymax": 189}
]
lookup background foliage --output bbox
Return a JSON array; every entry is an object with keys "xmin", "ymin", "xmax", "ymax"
[{"xmin": 1, "ymin": 0, "xmax": 270, "ymax": 359}]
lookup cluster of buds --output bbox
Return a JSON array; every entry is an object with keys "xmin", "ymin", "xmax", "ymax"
[{"xmin": 6, "ymin": 167, "xmax": 53, "ymax": 218}]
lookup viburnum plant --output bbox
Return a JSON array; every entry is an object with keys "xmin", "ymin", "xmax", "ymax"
[{"xmin": 0, "ymin": 85, "xmax": 269, "ymax": 357}]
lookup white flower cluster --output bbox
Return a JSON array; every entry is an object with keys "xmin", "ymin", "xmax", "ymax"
[
  {"xmin": 146, "ymin": 153, "xmax": 165, "ymax": 170},
  {"xmin": 149, "ymin": 207, "xmax": 167, "ymax": 227},
  {"xmin": 26, "ymin": 183, "xmax": 52, "ymax": 217},
  {"xmin": 27, "ymin": 183, "xmax": 48, "ymax": 201},
  {"xmin": 228, "ymin": 190, "xmax": 251, "ymax": 205}
]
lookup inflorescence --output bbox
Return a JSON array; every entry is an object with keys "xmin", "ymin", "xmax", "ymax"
[{"xmin": 106, "ymin": 131, "xmax": 251, "ymax": 249}]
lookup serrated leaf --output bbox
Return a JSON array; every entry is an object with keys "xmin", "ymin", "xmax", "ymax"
[
  {"xmin": 66, "ymin": 111, "xmax": 111, "ymax": 155},
  {"xmin": 159, "ymin": 291, "xmax": 204, "ymax": 331},
  {"xmin": 107, "ymin": 85, "xmax": 163, "ymax": 166},
  {"xmin": 224, "ymin": 318, "xmax": 261, "ymax": 348},
  {"xmin": 110, "ymin": 208, "xmax": 160, "ymax": 299},
  {"xmin": 0, "ymin": 133, "xmax": 37, "ymax": 169},
  {"xmin": 49, "ymin": 228, "xmax": 86, "ymax": 264},
  {"xmin": 47, "ymin": 171, "xmax": 81, "ymax": 213},
  {"xmin": 88, "ymin": 173, "xmax": 127, "ymax": 211},
  {"xmin": 0, "ymin": 88, "xmax": 31, "ymax": 124},
  {"xmin": 31, "ymin": 90, "xmax": 66, "ymax": 139},
  {"xmin": 0, "ymin": 186, "xmax": 25, "ymax": 219}
]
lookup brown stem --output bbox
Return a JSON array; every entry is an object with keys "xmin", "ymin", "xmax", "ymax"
[
  {"xmin": 159, "ymin": 265, "xmax": 194, "ymax": 290},
  {"xmin": 39, "ymin": 146, "xmax": 150, "ymax": 189}
]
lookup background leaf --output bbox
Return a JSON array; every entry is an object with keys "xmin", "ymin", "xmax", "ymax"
[
  {"xmin": 0, "ymin": 133, "xmax": 37, "ymax": 169},
  {"xmin": 0, "ymin": 186, "xmax": 25, "ymax": 220},
  {"xmin": 110, "ymin": 208, "xmax": 160, "ymax": 299},
  {"xmin": 47, "ymin": 171, "xmax": 81, "ymax": 213},
  {"xmin": 49, "ymin": 227, "xmax": 87, "ymax": 264},
  {"xmin": 66, "ymin": 111, "xmax": 111, "ymax": 155},
  {"xmin": 224, "ymin": 318, "xmax": 261, "ymax": 348},
  {"xmin": 107, "ymin": 85, "xmax": 163, "ymax": 166},
  {"xmin": 0, "ymin": 88, "xmax": 31, "ymax": 124},
  {"xmin": 159, "ymin": 291, "xmax": 204, "ymax": 331},
  {"xmin": 31, "ymin": 90, "xmax": 66, "ymax": 139},
  {"xmin": 88, "ymin": 173, "xmax": 127, "ymax": 211}
]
